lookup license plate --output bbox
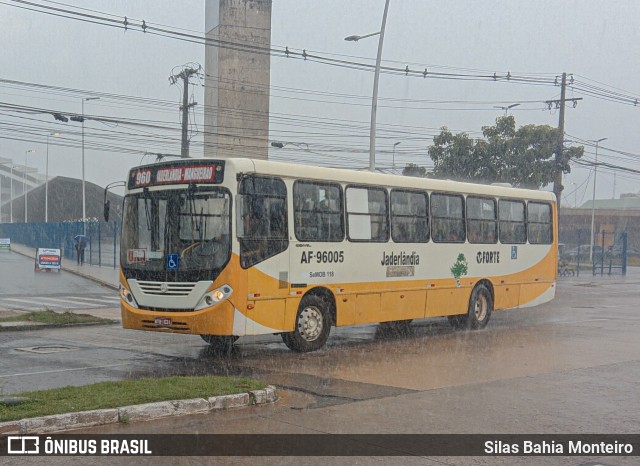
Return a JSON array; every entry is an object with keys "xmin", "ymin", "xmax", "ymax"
[{"xmin": 154, "ymin": 317, "xmax": 172, "ymax": 326}]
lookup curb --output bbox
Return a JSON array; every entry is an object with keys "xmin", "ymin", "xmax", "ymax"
[
  {"xmin": 0, "ymin": 386, "xmax": 277, "ymax": 435},
  {"xmin": 0, "ymin": 320, "xmax": 119, "ymax": 332},
  {"xmin": 63, "ymin": 271, "xmax": 119, "ymax": 291}
]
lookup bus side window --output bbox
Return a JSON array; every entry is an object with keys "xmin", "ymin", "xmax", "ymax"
[
  {"xmin": 431, "ymin": 193, "xmax": 464, "ymax": 243},
  {"xmin": 527, "ymin": 202, "xmax": 552, "ymax": 244},
  {"xmin": 499, "ymin": 199, "xmax": 526, "ymax": 244},
  {"xmin": 467, "ymin": 196, "xmax": 497, "ymax": 244},
  {"xmin": 294, "ymin": 181, "xmax": 344, "ymax": 242},
  {"xmin": 391, "ymin": 189, "xmax": 429, "ymax": 243},
  {"xmin": 239, "ymin": 176, "xmax": 288, "ymax": 268}
]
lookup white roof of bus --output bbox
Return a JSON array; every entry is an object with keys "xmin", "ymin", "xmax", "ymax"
[{"xmin": 224, "ymin": 158, "xmax": 555, "ymax": 202}]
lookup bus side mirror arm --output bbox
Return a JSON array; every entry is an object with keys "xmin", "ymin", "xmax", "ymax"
[{"xmin": 104, "ymin": 181, "xmax": 127, "ymax": 222}]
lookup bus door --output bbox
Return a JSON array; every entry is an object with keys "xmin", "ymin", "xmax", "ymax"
[
  {"xmin": 289, "ymin": 181, "xmax": 350, "ymax": 326},
  {"xmin": 237, "ymin": 175, "xmax": 290, "ymax": 335}
]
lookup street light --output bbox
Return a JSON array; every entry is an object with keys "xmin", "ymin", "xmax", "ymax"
[
  {"xmin": 270, "ymin": 141, "xmax": 309, "ymax": 150},
  {"xmin": 589, "ymin": 137, "xmax": 607, "ymax": 261},
  {"xmin": 494, "ymin": 103, "xmax": 520, "ymax": 116},
  {"xmin": 82, "ymin": 97, "xmax": 100, "ymax": 233},
  {"xmin": 0, "ymin": 157, "xmax": 11, "ymax": 223},
  {"xmin": 45, "ymin": 132, "xmax": 60, "ymax": 223},
  {"xmin": 9, "ymin": 164, "xmax": 18, "ymax": 223},
  {"xmin": 345, "ymin": 0, "xmax": 391, "ymax": 172},
  {"xmin": 24, "ymin": 149, "xmax": 36, "ymax": 223},
  {"xmin": 392, "ymin": 142, "xmax": 401, "ymax": 172}
]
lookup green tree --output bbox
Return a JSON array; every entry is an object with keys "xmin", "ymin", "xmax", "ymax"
[{"xmin": 427, "ymin": 116, "xmax": 584, "ymax": 189}]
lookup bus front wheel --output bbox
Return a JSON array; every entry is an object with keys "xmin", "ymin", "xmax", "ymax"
[
  {"xmin": 447, "ymin": 315, "xmax": 466, "ymax": 329},
  {"xmin": 281, "ymin": 295, "xmax": 332, "ymax": 352},
  {"xmin": 200, "ymin": 335, "xmax": 239, "ymax": 353}
]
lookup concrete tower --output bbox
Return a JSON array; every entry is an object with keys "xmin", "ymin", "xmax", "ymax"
[{"xmin": 204, "ymin": 0, "xmax": 272, "ymax": 160}]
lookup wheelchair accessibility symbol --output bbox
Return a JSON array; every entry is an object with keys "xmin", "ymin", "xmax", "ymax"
[{"xmin": 167, "ymin": 253, "xmax": 179, "ymax": 270}]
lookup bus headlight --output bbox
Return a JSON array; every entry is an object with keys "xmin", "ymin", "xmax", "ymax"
[
  {"xmin": 195, "ymin": 285, "xmax": 233, "ymax": 310},
  {"xmin": 119, "ymin": 284, "xmax": 139, "ymax": 309}
]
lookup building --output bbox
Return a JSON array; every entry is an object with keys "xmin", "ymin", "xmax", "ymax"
[
  {"xmin": 559, "ymin": 194, "xmax": 640, "ymax": 249},
  {"xmin": 204, "ymin": 0, "xmax": 273, "ymax": 160},
  {"xmin": 0, "ymin": 173, "xmax": 123, "ymax": 224},
  {"xmin": 0, "ymin": 162, "xmax": 41, "ymax": 223}
]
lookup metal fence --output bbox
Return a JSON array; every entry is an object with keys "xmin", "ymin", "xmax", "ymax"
[
  {"xmin": 558, "ymin": 230, "xmax": 628, "ymax": 277},
  {"xmin": 0, "ymin": 220, "xmax": 121, "ymax": 268}
]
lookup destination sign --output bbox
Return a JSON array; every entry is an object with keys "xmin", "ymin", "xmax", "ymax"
[{"xmin": 128, "ymin": 160, "xmax": 225, "ymax": 189}]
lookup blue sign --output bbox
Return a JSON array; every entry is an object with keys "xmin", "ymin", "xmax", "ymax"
[
  {"xmin": 511, "ymin": 246, "xmax": 518, "ymax": 260},
  {"xmin": 167, "ymin": 254, "xmax": 179, "ymax": 270}
]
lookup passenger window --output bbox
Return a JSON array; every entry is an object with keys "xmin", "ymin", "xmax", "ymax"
[
  {"xmin": 346, "ymin": 186, "xmax": 389, "ymax": 242},
  {"xmin": 293, "ymin": 181, "xmax": 344, "ymax": 242},
  {"xmin": 238, "ymin": 176, "xmax": 288, "ymax": 268},
  {"xmin": 527, "ymin": 202, "xmax": 552, "ymax": 244},
  {"xmin": 466, "ymin": 196, "xmax": 497, "ymax": 244},
  {"xmin": 391, "ymin": 190, "xmax": 429, "ymax": 243},
  {"xmin": 431, "ymin": 193, "xmax": 465, "ymax": 243},
  {"xmin": 499, "ymin": 199, "xmax": 526, "ymax": 244}
]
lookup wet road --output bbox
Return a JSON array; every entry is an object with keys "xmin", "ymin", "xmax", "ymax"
[
  {"xmin": 0, "ymin": 252, "xmax": 117, "ymax": 312},
  {"xmin": 3, "ymin": 273, "xmax": 640, "ymax": 465}
]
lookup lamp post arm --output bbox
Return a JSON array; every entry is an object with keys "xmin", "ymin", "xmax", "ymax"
[{"xmin": 345, "ymin": 31, "xmax": 381, "ymax": 41}]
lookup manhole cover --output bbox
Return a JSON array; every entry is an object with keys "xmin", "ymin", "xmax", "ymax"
[
  {"xmin": 15, "ymin": 346, "xmax": 78, "ymax": 354},
  {"xmin": 576, "ymin": 462, "xmax": 615, "ymax": 466}
]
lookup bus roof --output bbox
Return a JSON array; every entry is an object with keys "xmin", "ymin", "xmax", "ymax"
[
  {"xmin": 232, "ymin": 158, "xmax": 556, "ymax": 202},
  {"xmin": 133, "ymin": 157, "xmax": 556, "ymax": 202}
]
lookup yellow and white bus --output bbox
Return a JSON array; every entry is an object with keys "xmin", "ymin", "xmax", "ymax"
[{"xmin": 115, "ymin": 158, "xmax": 557, "ymax": 352}]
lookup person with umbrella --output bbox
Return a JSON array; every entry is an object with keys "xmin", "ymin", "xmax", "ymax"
[{"xmin": 74, "ymin": 234, "xmax": 88, "ymax": 265}]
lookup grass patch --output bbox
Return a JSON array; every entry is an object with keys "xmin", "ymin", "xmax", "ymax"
[
  {"xmin": 0, "ymin": 376, "xmax": 266, "ymax": 422},
  {"xmin": 0, "ymin": 310, "xmax": 113, "ymax": 325}
]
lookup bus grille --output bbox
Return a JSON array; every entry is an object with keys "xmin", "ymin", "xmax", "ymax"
[{"xmin": 136, "ymin": 281, "xmax": 197, "ymax": 296}]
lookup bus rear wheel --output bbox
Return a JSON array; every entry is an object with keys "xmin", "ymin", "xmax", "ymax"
[
  {"xmin": 467, "ymin": 284, "xmax": 493, "ymax": 329},
  {"xmin": 200, "ymin": 335, "xmax": 239, "ymax": 353},
  {"xmin": 447, "ymin": 284, "xmax": 493, "ymax": 330},
  {"xmin": 281, "ymin": 295, "xmax": 332, "ymax": 353}
]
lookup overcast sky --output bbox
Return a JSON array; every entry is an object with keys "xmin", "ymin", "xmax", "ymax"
[{"xmin": 1, "ymin": 0, "xmax": 639, "ymax": 205}]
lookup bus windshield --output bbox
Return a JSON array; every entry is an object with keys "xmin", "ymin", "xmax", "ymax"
[{"xmin": 121, "ymin": 186, "xmax": 231, "ymax": 281}]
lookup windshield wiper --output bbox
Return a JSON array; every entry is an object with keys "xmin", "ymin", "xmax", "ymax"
[
  {"xmin": 186, "ymin": 185, "xmax": 206, "ymax": 242},
  {"xmin": 143, "ymin": 188, "xmax": 152, "ymax": 232}
]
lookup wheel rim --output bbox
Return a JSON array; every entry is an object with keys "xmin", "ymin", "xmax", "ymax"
[
  {"xmin": 474, "ymin": 293, "xmax": 488, "ymax": 322},
  {"xmin": 297, "ymin": 306, "xmax": 323, "ymax": 342}
]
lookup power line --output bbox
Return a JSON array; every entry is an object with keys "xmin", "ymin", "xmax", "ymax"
[
  {"xmin": 2, "ymin": 0, "xmax": 562, "ymax": 86},
  {"xmin": 4, "ymin": 0, "xmax": 639, "ymax": 111}
]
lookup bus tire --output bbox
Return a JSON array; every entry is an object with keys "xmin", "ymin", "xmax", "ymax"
[
  {"xmin": 447, "ymin": 315, "xmax": 466, "ymax": 329},
  {"xmin": 467, "ymin": 284, "xmax": 493, "ymax": 329},
  {"xmin": 200, "ymin": 335, "xmax": 238, "ymax": 353},
  {"xmin": 379, "ymin": 319, "xmax": 413, "ymax": 336},
  {"xmin": 281, "ymin": 295, "xmax": 332, "ymax": 352}
]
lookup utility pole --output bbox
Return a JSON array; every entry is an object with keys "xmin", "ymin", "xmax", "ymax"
[
  {"xmin": 553, "ymin": 73, "xmax": 567, "ymax": 210},
  {"xmin": 546, "ymin": 74, "xmax": 582, "ymax": 210},
  {"xmin": 170, "ymin": 66, "xmax": 199, "ymax": 158}
]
